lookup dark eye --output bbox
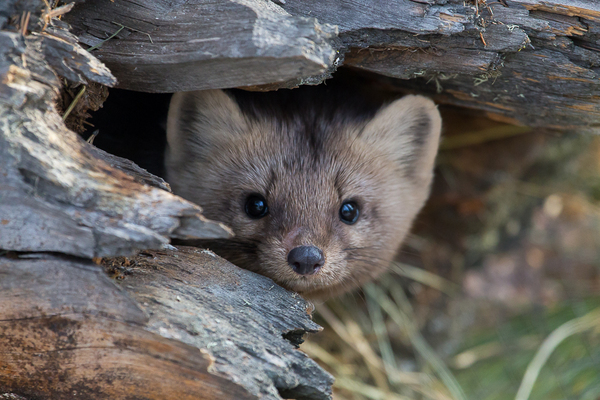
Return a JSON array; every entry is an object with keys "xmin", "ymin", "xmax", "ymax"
[
  {"xmin": 245, "ymin": 194, "xmax": 269, "ymax": 219},
  {"xmin": 339, "ymin": 201, "xmax": 359, "ymax": 225}
]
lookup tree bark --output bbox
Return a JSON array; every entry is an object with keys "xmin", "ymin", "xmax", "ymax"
[
  {"xmin": 65, "ymin": 0, "xmax": 338, "ymax": 93},
  {"xmin": 0, "ymin": 23, "xmax": 231, "ymax": 258},
  {"xmin": 0, "ymin": 4, "xmax": 333, "ymax": 399},
  {"xmin": 65, "ymin": 0, "xmax": 600, "ymax": 132},
  {"xmin": 0, "ymin": 247, "xmax": 333, "ymax": 400}
]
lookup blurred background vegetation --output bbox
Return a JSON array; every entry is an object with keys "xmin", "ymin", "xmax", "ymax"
[{"xmin": 303, "ymin": 107, "xmax": 600, "ymax": 400}]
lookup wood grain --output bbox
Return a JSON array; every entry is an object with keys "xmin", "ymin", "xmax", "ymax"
[
  {"xmin": 62, "ymin": 0, "xmax": 600, "ymax": 131},
  {"xmin": 0, "ymin": 248, "xmax": 333, "ymax": 399},
  {"xmin": 64, "ymin": 0, "xmax": 338, "ymax": 92},
  {"xmin": 0, "ymin": 24, "xmax": 231, "ymax": 258}
]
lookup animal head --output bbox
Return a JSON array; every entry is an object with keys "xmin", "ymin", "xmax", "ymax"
[{"xmin": 166, "ymin": 86, "xmax": 441, "ymax": 299}]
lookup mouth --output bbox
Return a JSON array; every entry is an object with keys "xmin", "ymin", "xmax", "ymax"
[{"xmin": 277, "ymin": 269, "xmax": 333, "ymax": 294}]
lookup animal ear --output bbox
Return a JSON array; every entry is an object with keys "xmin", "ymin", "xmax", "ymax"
[
  {"xmin": 361, "ymin": 95, "xmax": 441, "ymax": 187},
  {"xmin": 166, "ymin": 89, "xmax": 247, "ymax": 164}
]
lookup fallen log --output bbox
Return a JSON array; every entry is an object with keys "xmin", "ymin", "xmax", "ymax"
[
  {"xmin": 0, "ymin": 3, "xmax": 333, "ymax": 399},
  {"xmin": 0, "ymin": 247, "xmax": 333, "ymax": 400},
  {"xmin": 0, "ymin": 21, "xmax": 231, "ymax": 258},
  {"xmin": 65, "ymin": 0, "xmax": 600, "ymax": 132},
  {"xmin": 65, "ymin": 0, "xmax": 338, "ymax": 92}
]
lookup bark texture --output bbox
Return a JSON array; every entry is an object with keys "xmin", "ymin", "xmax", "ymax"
[
  {"xmin": 0, "ymin": 248, "xmax": 333, "ymax": 400},
  {"xmin": 0, "ymin": 21, "xmax": 231, "ymax": 258},
  {"xmin": 0, "ymin": 3, "xmax": 333, "ymax": 399},
  {"xmin": 65, "ymin": 0, "xmax": 600, "ymax": 132}
]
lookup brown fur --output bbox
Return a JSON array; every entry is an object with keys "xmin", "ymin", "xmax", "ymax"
[{"xmin": 166, "ymin": 86, "xmax": 441, "ymax": 299}]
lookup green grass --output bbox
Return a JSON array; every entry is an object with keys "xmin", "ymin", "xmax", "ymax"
[{"xmin": 454, "ymin": 298, "xmax": 600, "ymax": 400}]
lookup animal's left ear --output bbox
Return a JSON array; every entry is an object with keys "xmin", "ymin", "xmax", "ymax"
[{"xmin": 361, "ymin": 95, "xmax": 442, "ymax": 187}]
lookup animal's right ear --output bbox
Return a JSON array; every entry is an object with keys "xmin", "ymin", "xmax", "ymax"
[{"xmin": 167, "ymin": 89, "xmax": 247, "ymax": 162}]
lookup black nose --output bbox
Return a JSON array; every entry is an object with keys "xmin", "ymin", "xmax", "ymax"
[{"xmin": 287, "ymin": 246, "xmax": 325, "ymax": 275}]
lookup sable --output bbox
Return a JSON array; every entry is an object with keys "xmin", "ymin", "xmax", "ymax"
[{"xmin": 166, "ymin": 85, "xmax": 442, "ymax": 298}]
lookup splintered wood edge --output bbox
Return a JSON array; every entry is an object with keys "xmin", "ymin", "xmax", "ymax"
[
  {"xmin": 0, "ymin": 25, "xmax": 231, "ymax": 259},
  {"xmin": 65, "ymin": 0, "xmax": 338, "ymax": 93}
]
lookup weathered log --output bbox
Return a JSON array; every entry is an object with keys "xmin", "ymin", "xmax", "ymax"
[
  {"xmin": 1, "ymin": 4, "xmax": 334, "ymax": 399},
  {"xmin": 64, "ymin": 0, "xmax": 338, "ymax": 93},
  {"xmin": 64, "ymin": 0, "xmax": 600, "ymax": 132},
  {"xmin": 0, "ymin": 25, "xmax": 231, "ymax": 258},
  {"xmin": 0, "ymin": 247, "xmax": 333, "ymax": 400}
]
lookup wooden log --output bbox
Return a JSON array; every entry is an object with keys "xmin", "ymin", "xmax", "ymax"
[
  {"xmin": 275, "ymin": 0, "xmax": 600, "ymax": 132},
  {"xmin": 64, "ymin": 0, "xmax": 600, "ymax": 132},
  {"xmin": 64, "ymin": 0, "xmax": 338, "ymax": 93},
  {"xmin": 0, "ymin": 24, "xmax": 231, "ymax": 258},
  {"xmin": 0, "ymin": 247, "xmax": 333, "ymax": 400},
  {"xmin": 1, "ymin": 6, "xmax": 334, "ymax": 399}
]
